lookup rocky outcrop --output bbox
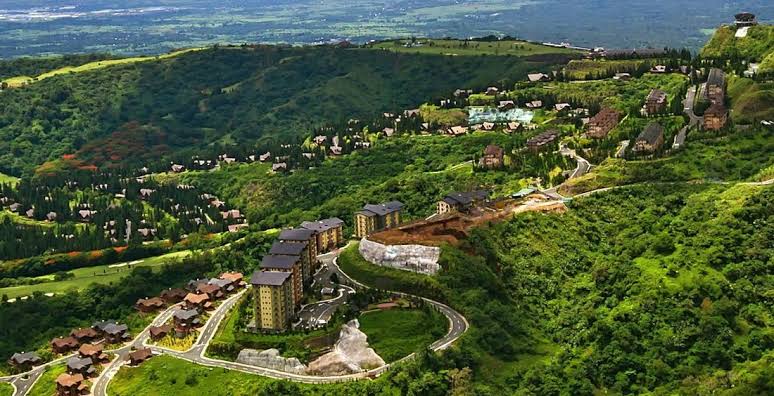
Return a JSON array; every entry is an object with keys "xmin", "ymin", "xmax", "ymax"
[
  {"xmin": 306, "ymin": 319, "xmax": 385, "ymax": 375},
  {"xmin": 359, "ymin": 238, "xmax": 441, "ymax": 275},
  {"xmin": 236, "ymin": 348, "xmax": 307, "ymax": 374}
]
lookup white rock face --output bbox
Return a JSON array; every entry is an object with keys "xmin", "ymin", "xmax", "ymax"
[
  {"xmin": 359, "ymin": 238, "xmax": 441, "ymax": 275},
  {"xmin": 306, "ymin": 319, "xmax": 385, "ymax": 375},
  {"xmin": 236, "ymin": 348, "xmax": 307, "ymax": 374}
]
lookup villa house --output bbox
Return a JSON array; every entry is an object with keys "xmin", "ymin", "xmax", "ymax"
[
  {"xmin": 498, "ymin": 100, "xmax": 515, "ymax": 111},
  {"xmin": 70, "ymin": 328, "xmax": 99, "ymax": 344},
  {"xmin": 173, "ymin": 309, "xmax": 201, "ymax": 336},
  {"xmin": 129, "ymin": 348, "xmax": 153, "ymax": 366},
  {"xmin": 8, "ymin": 352, "xmax": 42, "ymax": 370},
  {"xmin": 149, "ymin": 324, "xmax": 172, "ymax": 340},
  {"xmin": 66, "ymin": 356, "xmax": 95, "ymax": 377},
  {"xmin": 160, "ymin": 288, "xmax": 187, "ymax": 304},
  {"xmin": 197, "ymin": 283, "xmax": 225, "ymax": 300},
  {"xmin": 527, "ymin": 73, "xmax": 551, "ymax": 82},
  {"xmin": 183, "ymin": 292, "xmax": 212, "ymax": 311},
  {"xmin": 51, "ymin": 337, "xmax": 80, "ymax": 354},
  {"xmin": 486, "ymin": 87, "xmax": 499, "ymax": 95},
  {"xmin": 633, "ymin": 122, "xmax": 665, "ymax": 153},
  {"xmin": 103, "ymin": 323, "xmax": 129, "ymax": 344},
  {"xmin": 354, "ymin": 201, "xmax": 404, "ymax": 238},
  {"xmin": 437, "ymin": 190, "xmax": 490, "ymax": 215},
  {"xmin": 526, "ymin": 100, "xmax": 543, "ymax": 109},
  {"xmin": 55, "ymin": 373, "xmax": 87, "ymax": 396},
  {"xmin": 77, "ymin": 344, "xmax": 108, "ymax": 365},
  {"xmin": 135, "ymin": 297, "xmax": 165, "ymax": 313}
]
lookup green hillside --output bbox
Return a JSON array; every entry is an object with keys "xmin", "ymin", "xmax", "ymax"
[
  {"xmin": 727, "ymin": 75, "xmax": 774, "ymax": 123},
  {"xmin": 0, "ymin": 44, "xmax": 574, "ymax": 176},
  {"xmin": 701, "ymin": 24, "xmax": 774, "ymax": 66}
]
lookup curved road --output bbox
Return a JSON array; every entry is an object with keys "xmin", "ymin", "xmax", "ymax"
[{"xmin": 87, "ymin": 247, "xmax": 468, "ymax": 394}]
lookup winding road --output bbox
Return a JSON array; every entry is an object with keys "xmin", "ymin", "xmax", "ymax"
[{"xmin": 4, "ymin": 246, "xmax": 469, "ymax": 396}]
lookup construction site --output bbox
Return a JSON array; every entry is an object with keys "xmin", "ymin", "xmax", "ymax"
[{"xmin": 368, "ymin": 192, "xmax": 567, "ymax": 246}]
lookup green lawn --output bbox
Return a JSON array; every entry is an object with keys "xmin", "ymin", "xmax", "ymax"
[
  {"xmin": 0, "ymin": 382, "xmax": 12, "ymax": 396},
  {"xmin": 0, "ymin": 172, "xmax": 19, "ymax": 186},
  {"xmin": 2, "ymin": 48, "xmax": 202, "ymax": 88},
  {"xmin": 366, "ymin": 39, "xmax": 580, "ymax": 57},
  {"xmin": 0, "ymin": 250, "xmax": 191, "ymax": 299},
  {"xmin": 109, "ymin": 355, "xmax": 392, "ymax": 396},
  {"xmin": 27, "ymin": 363, "xmax": 66, "ymax": 396},
  {"xmin": 359, "ymin": 308, "xmax": 447, "ymax": 363}
]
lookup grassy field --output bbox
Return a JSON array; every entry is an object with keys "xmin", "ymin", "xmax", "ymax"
[
  {"xmin": 358, "ymin": 308, "xmax": 447, "ymax": 363},
  {"xmin": 0, "ymin": 250, "xmax": 191, "ymax": 299},
  {"xmin": 0, "ymin": 172, "xmax": 19, "ymax": 186},
  {"xmin": 1, "ymin": 48, "xmax": 202, "ymax": 88},
  {"xmin": 563, "ymin": 58, "xmax": 656, "ymax": 79},
  {"xmin": 727, "ymin": 75, "xmax": 774, "ymax": 123},
  {"xmin": 701, "ymin": 25, "xmax": 774, "ymax": 65},
  {"xmin": 0, "ymin": 383, "xmax": 12, "ymax": 396},
  {"xmin": 27, "ymin": 363, "xmax": 66, "ymax": 396},
  {"xmin": 366, "ymin": 38, "xmax": 581, "ymax": 56}
]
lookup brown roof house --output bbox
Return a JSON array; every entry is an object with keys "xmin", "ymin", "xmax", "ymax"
[
  {"xmin": 479, "ymin": 145, "xmax": 504, "ymax": 169},
  {"xmin": 77, "ymin": 344, "xmax": 108, "ymax": 364},
  {"xmin": 128, "ymin": 348, "xmax": 153, "ymax": 366},
  {"xmin": 135, "ymin": 297, "xmax": 165, "ymax": 313},
  {"xmin": 70, "ymin": 328, "xmax": 99, "ymax": 344},
  {"xmin": 56, "ymin": 373, "xmax": 88, "ymax": 396},
  {"xmin": 184, "ymin": 292, "xmax": 212, "ymax": 311},
  {"xmin": 633, "ymin": 123, "xmax": 665, "ymax": 153},
  {"xmin": 51, "ymin": 336, "xmax": 80, "ymax": 354},
  {"xmin": 149, "ymin": 324, "xmax": 173, "ymax": 340},
  {"xmin": 703, "ymin": 102, "xmax": 728, "ymax": 131},
  {"xmin": 173, "ymin": 308, "xmax": 201, "ymax": 336},
  {"xmin": 220, "ymin": 272, "xmax": 246, "ymax": 288},
  {"xmin": 197, "ymin": 283, "xmax": 224, "ymax": 300},
  {"xmin": 587, "ymin": 108, "xmax": 622, "ymax": 138},
  {"xmin": 160, "ymin": 288, "xmax": 188, "ymax": 304}
]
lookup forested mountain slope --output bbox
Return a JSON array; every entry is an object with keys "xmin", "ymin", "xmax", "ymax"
[{"xmin": 0, "ymin": 45, "xmax": 573, "ymax": 176}]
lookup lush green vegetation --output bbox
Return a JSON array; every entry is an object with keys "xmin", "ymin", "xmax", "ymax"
[
  {"xmin": 359, "ymin": 308, "xmax": 447, "ymax": 363},
  {"xmin": 27, "ymin": 363, "xmax": 66, "ymax": 396},
  {"xmin": 0, "ymin": 53, "xmax": 118, "ymax": 80},
  {"xmin": 0, "ymin": 250, "xmax": 191, "ymax": 299},
  {"xmin": 0, "ymin": 254, "xmax": 214, "ymax": 368},
  {"xmin": 184, "ymin": 133, "xmax": 572, "ymax": 231},
  {"xmin": 341, "ymin": 181, "xmax": 774, "ymax": 393},
  {"xmin": 701, "ymin": 25, "xmax": 774, "ymax": 66},
  {"xmin": 0, "ymin": 382, "xmax": 12, "ymax": 396},
  {"xmin": 561, "ymin": 128, "xmax": 774, "ymax": 195},
  {"xmin": 367, "ymin": 38, "xmax": 581, "ymax": 57},
  {"xmin": 726, "ymin": 75, "xmax": 774, "ymax": 123},
  {"xmin": 0, "ymin": 45, "xmax": 572, "ymax": 176}
]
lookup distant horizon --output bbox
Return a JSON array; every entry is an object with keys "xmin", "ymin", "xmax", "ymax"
[{"xmin": 0, "ymin": 0, "xmax": 771, "ymax": 59}]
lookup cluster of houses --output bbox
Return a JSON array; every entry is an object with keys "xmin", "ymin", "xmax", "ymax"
[
  {"xmin": 145, "ymin": 272, "xmax": 246, "ymax": 340},
  {"xmin": 249, "ymin": 218, "xmax": 345, "ymax": 332},
  {"xmin": 703, "ymin": 68, "xmax": 728, "ymax": 131},
  {"xmin": 8, "ymin": 320, "xmax": 134, "ymax": 395}
]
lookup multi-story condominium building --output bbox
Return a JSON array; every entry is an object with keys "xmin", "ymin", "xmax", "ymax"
[
  {"xmin": 633, "ymin": 122, "xmax": 665, "ymax": 153},
  {"xmin": 250, "ymin": 271, "xmax": 294, "ymax": 332},
  {"xmin": 587, "ymin": 108, "xmax": 622, "ymax": 138},
  {"xmin": 268, "ymin": 241, "xmax": 311, "ymax": 284},
  {"xmin": 706, "ymin": 68, "xmax": 726, "ymax": 104},
  {"xmin": 300, "ymin": 218, "xmax": 345, "ymax": 253},
  {"xmin": 703, "ymin": 102, "xmax": 728, "ymax": 130},
  {"xmin": 260, "ymin": 255, "xmax": 303, "ymax": 308},
  {"xmin": 643, "ymin": 89, "xmax": 667, "ymax": 115},
  {"xmin": 354, "ymin": 201, "xmax": 404, "ymax": 238},
  {"xmin": 437, "ymin": 190, "xmax": 490, "ymax": 215},
  {"xmin": 278, "ymin": 228, "xmax": 318, "ymax": 271}
]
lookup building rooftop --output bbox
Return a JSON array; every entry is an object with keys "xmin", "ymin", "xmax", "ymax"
[
  {"xmin": 359, "ymin": 201, "xmax": 404, "ymax": 217},
  {"xmin": 250, "ymin": 270, "xmax": 292, "ymax": 286},
  {"xmin": 268, "ymin": 241, "xmax": 307, "ymax": 256},
  {"xmin": 647, "ymin": 89, "xmax": 667, "ymax": 102},
  {"xmin": 443, "ymin": 190, "xmax": 490, "ymax": 206},
  {"xmin": 637, "ymin": 122, "xmax": 665, "ymax": 145},
  {"xmin": 261, "ymin": 254, "xmax": 300, "ymax": 270},
  {"xmin": 707, "ymin": 68, "xmax": 725, "ymax": 87},
  {"xmin": 173, "ymin": 309, "xmax": 200, "ymax": 321},
  {"xmin": 278, "ymin": 228, "xmax": 316, "ymax": 241},
  {"xmin": 705, "ymin": 102, "xmax": 728, "ymax": 116},
  {"xmin": 300, "ymin": 218, "xmax": 345, "ymax": 232},
  {"xmin": 67, "ymin": 356, "xmax": 93, "ymax": 371}
]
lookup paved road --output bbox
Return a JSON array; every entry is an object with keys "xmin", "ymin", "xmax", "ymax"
[{"xmin": 296, "ymin": 250, "xmax": 356, "ymax": 329}]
